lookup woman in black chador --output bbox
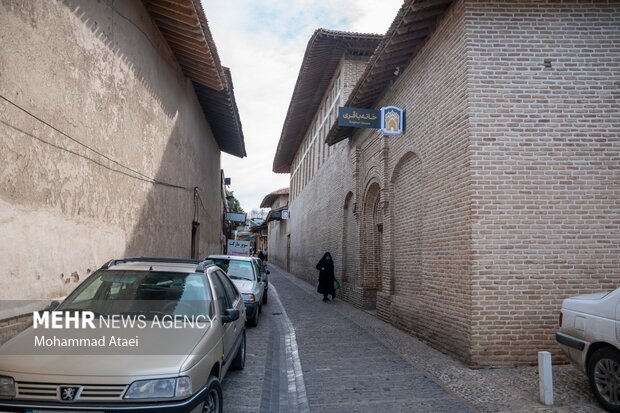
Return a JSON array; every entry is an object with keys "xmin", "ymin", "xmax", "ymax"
[{"xmin": 316, "ymin": 252, "xmax": 336, "ymax": 302}]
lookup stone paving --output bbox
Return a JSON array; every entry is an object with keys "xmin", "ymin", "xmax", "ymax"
[
  {"xmin": 223, "ymin": 264, "xmax": 606, "ymax": 412},
  {"xmin": 270, "ymin": 264, "xmax": 606, "ymax": 413},
  {"xmin": 224, "ymin": 265, "xmax": 474, "ymax": 412}
]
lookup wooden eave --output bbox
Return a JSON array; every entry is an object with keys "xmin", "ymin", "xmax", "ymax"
[
  {"xmin": 143, "ymin": 0, "xmax": 246, "ymax": 157},
  {"xmin": 326, "ymin": 0, "xmax": 453, "ymax": 145},
  {"xmin": 144, "ymin": 0, "xmax": 225, "ymax": 91}
]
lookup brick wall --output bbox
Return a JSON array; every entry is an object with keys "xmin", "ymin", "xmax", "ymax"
[
  {"xmin": 288, "ymin": 138, "xmax": 357, "ymax": 292},
  {"xmin": 465, "ymin": 0, "xmax": 620, "ymax": 366},
  {"xmin": 351, "ymin": 0, "xmax": 474, "ymax": 361},
  {"xmin": 283, "ymin": 0, "xmax": 619, "ymax": 366},
  {"xmin": 287, "ymin": 55, "xmax": 369, "ymax": 301}
]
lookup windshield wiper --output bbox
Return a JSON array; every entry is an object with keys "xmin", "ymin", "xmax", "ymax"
[
  {"xmin": 119, "ymin": 310, "xmax": 169, "ymax": 319},
  {"xmin": 60, "ymin": 308, "xmax": 103, "ymax": 318},
  {"xmin": 227, "ymin": 275, "xmax": 249, "ymax": 280}
]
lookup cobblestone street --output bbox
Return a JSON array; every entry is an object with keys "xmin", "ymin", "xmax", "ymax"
[
  {"xmin": 223, "ymin": 265, "xmax": 606, "ymax": 413},
  {"xmin": 223, "ymin": 265, "xmax": 475, "ymax": 412}
]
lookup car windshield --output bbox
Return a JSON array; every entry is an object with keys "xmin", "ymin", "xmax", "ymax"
[
  {"xmin": 211, "ymin": 259, "xmax": 255, "ymax": 281},
  {"xmin": 58, "ymin": 270, "xmax": 213, "ymax": 318}
]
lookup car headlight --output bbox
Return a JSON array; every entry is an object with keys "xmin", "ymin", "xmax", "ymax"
[
  {"xmin": 0, "ymin": 376, "xmax": 15, "ymax": 398},
  {"xmin": 242, "ymin": 293, "xmax": 256, "ymax": 303},
  {"xmin": 124, "ymin": 377, "xmax": 191, "ymax": 399}
]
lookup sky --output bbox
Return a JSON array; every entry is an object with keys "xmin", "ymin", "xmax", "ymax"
[{"xmin": 202, "ymin": 0, "xmax": 404, "ymax": 212}]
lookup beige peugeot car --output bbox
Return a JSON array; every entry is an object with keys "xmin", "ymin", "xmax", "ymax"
[{"xmin": 0, "ymin": 257, "xmax": 246, "ymax": 413}]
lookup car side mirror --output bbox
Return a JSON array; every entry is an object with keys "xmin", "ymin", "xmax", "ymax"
[
  {"xmin": 47, "ymin": 301, "xmax": 60, "ymax": 311},
  {"xmin": 221, "ymin": 308, "xmax": 240, "ymax": 324}
]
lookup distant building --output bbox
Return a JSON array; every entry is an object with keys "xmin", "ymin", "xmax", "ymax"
[
  {"xmin": 274, "ymin": 0, "xmax": 620, "ymax": 366},
  {"xmin": 0, "ymin": 0, "xmax": 245, "ymax": 300},
  {"xmin": 260, "ymin": 188, "xmax": 290, "ymax": 270}
]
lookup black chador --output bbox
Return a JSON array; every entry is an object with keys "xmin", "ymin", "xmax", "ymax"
[{"xmin": 316, "ymin": 252, "xmax": 336, "ymax": 301}]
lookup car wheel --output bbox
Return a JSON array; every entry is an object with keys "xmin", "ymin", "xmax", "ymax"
[
  {"xmin": 247, "ymin": 308, "xmax": 259, "ymax": 327},
  {"xmin": 587, "ymin": 347, "xmax": 620, "ymax": 412},
  {"xmin": 203, "ymin": 376, "xmax": 223, "ymax": 413},
  {"xmin": 262, "ymin": 291, "xmax": 268, "ymax": 305},
  {"xmin": 230, "ymin": 331, "xmax": 245, "ymax": 371}
]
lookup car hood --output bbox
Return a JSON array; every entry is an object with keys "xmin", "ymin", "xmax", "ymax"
[
  {"xmin": 0, "ymin": 323, "xmax": 210, "ymax": 379},
  {"xmin": 231, "ymin": 279, "xmax": 255, "ymax": 293}
]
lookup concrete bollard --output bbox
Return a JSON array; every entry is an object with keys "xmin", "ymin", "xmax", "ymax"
[{"xmin": 538, "ymin": 351, "xmax": 554, "ymax": 406}]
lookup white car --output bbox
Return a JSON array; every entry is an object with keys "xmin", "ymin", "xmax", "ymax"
[
  {"xmin": 207, "ymin": 255, "xmax": 266, "ymax": 327},
  {"xmin": 556, "ymin": 287, "xmax": 620, "ymax": 412}
]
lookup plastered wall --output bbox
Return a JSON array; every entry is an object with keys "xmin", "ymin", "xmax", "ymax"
[{"xmin": 0, "ymin": 1, "xmax": 224, "ymax": 300}]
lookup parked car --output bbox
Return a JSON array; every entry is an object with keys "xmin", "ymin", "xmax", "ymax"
[
  {"xmin": 208, "ymin": 255, "xmax": 266, "ymax": 327},
  {"xmin": 0, "ymin": 257, "xmax": 246, "ymax": 413},
  {"xmin": 556, "ymin": 287, "xmax": 620, "ymax": 412},
  {"xmin": 250, "ymin": 256, "xmax": 270, "ymax": 304}
]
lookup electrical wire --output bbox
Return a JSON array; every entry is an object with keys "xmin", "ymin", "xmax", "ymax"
[
  {"xmin": 194, "ymin": 188, "xmax": 211, "ymax": 217},
  {"xmin": 0, "ymin": 94, "xmax": 192, "ymax": 192}
]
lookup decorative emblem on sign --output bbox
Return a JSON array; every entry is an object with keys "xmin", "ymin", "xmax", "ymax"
[
  {"xmin": 60, "ymin": 385, "xmax": 82, "ymax": 401},
  {"xmin": 380, "ymin": 106, "xmax": 404, "ymax": 135}
]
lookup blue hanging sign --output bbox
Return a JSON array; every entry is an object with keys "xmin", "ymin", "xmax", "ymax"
[{"xmin": 338, "ymin": 107, "xmax": 381, "ymax": 129}]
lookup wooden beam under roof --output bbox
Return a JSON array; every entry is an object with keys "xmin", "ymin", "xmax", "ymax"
[
  {"xmin": 388, "ymin": 28, "xmax": 430, "ymax": 46},
  {"xmin": 151, "ymin": 14, "xmax": 204, "ymax": 35},
  {"xmin": 397, "ymin": 17, "xmax": 440, "ymax": 34},
  {"xmin": 402, "ymin": 6, "xmax": 447, "ymax": 24},
  {"xmin": 157, "ymin": 21, "xmax": 207, "ymax": 41},
  {"xmin": 165, "ymin": 38, "xmax": 213, "ymax": 62},
  {"xmin": 410, "ymin": 0, "xmax": 453, "ymax": 12},
  {"xmin": 146, "ymin": 4, "xmax": 199, "ymax": 26}
]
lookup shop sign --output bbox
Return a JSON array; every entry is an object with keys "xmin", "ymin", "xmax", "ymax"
[
  {"xmin": 338, "ymin": 107, "xmax": 381, "ymax": 129},
  {"xmin": 338, "ymin": 106, "xmax": 405, "ymax": 135},
  {"xmin": 227, "ymin": 239, "xmax": 250, "ymax": 256},
  {"xmin": 225, "ymin": 212, "xmax": 246, "ymax": 223}
]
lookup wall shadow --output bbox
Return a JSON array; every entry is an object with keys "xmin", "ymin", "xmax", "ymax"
[{"xmin": 62, "ymin": 0, "xmax": 179, "ymax": 118}]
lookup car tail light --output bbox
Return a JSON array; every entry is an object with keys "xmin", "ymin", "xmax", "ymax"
[{"xmin": 559, "ymin": 311, "xmax": 563, "ymax": 327}]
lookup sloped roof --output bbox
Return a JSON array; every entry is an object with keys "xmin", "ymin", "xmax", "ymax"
[
  {"xmin": 143, "ymin": 0, "xmax": 246, "ymax": 157},
  {"xmin": 260, "ymin": 187, "xmax": 289, "ymax": 209},
  {"xmin": 326, "ymin": 0, "xmax": 453, "ymax": 144},
  {"xmin": 272, "ymin": 29, "xmax": 382, "ymax": 173}
]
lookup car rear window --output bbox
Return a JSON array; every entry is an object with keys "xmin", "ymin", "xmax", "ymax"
[{"xmin": 211, "ymin": 259, "xmax": 255, "ymax": 281}]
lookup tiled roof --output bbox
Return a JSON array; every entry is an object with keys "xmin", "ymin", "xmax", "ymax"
[{"xmin": 260, "ymin": 187, "xmax": 290, "ymax": 209}]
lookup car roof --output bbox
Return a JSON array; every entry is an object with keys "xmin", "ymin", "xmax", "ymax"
[
  {"xmin": 208, "ymin": 255, "xmax": 255, "ymax": 262},
  {"xmin": 101, "ymin": 257, "xmax": 216, "ymax": 273}
]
